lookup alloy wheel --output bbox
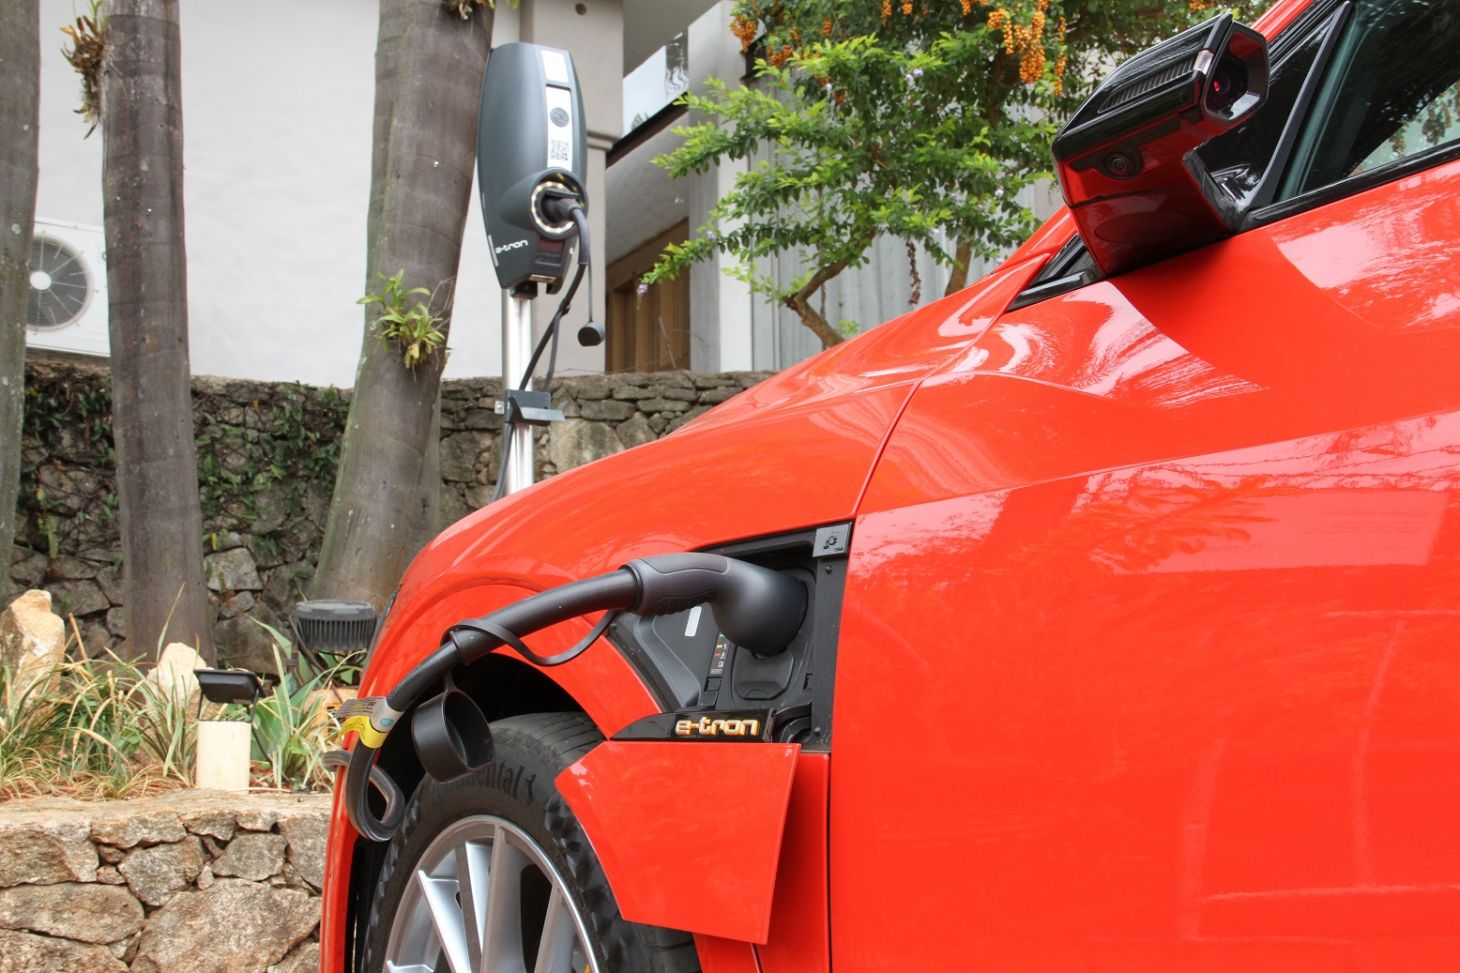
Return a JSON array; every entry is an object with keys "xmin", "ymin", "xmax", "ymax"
[{"xmin": 382, "ymin": 814, "xmax": 598, "ymax": 973}]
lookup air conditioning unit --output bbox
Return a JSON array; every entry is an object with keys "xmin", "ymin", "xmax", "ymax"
[{"xmin": 26, "ymin": 218, "xmax": 108, "ymax": 358}]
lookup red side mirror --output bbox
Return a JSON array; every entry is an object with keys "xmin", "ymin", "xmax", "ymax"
[{"xmin": 1053, "ymin": 14, "xmax": 1269, "ymax": 277}]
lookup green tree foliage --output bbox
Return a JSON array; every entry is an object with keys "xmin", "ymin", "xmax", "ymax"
[{"xmin": 646, "ymin": 0, "xmax": 1256, "ymax": 347}]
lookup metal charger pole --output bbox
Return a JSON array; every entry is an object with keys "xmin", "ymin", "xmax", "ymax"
[{"xmin": 500, "ymin": 285, "xmax": 536, "ymax": 495}]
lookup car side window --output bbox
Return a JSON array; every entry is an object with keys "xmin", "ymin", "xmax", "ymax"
[{"xmin": 1280, "ymin": 0, "xmax": 1460, "ymax": 198}]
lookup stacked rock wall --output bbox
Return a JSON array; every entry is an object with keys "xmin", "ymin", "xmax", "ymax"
[
  {"xmin": 0, "ymin": 792, "xmax": 329, "ymax": 973},
  {"xmin": 11, "ymin": 361, "xmax": 769, "ymax": 664}
]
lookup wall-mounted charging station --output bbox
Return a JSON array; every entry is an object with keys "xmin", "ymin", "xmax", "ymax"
[{"xmin": 477, "ymin": 42, "xmax": 603, "ymax": 498}]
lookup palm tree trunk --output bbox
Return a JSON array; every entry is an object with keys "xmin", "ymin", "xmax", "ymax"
[
  {"xmin": 102, "ymin": 0, "xmax": 215, "ymax": 660},
  {"xmin": 311, "ymin": 0, "xmax": 491, "ymax": 608},
  {"xmin": 0, "ymin": 0, "xmax": 40, "ymax": 606}
]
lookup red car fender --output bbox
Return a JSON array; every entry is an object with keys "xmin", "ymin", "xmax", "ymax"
[
  {"xmin": 556, "ymin": 739, "xmax": 802, "ymax": 945},
  {"xmin": 357, "ymin": 579, "xmax": 662, "ymax": 737},
  {"xmin": 554, "ymin": 747, "xmax": 833, "ymax": 971},
  {"xmin": 755, "ymin": 752, "xmax": 832, "ymax": 973},
  {"xmin": 319, "ymin": 581, "xmax": 664, "ymax": 973}
]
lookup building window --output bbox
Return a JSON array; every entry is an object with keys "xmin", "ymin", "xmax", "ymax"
[{"xmin": 606, "ymin": 222, "xmax": 690, "ymax": 372}]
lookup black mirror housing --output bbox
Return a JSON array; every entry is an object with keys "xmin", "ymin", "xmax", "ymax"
[{"xmin": 1053, "ymin": 13, "xmax": 1269, "ymax": 277}]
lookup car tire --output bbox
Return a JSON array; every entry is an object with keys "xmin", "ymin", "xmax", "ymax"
[{"xmin": 361, "ymin": 712, "xmax": 699, "ymax": 973}]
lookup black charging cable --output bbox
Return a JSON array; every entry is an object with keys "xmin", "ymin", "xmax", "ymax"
[
  {"xmin": 527, "ymin": 201, "xmax": 592, "ymax": 391},
  {"xmin": 338, "ymin": 553, "xmax": 808, "ymax": 842},
  {"xmin": 490, "ymin": 199, "xmax": 594, "ymax": 503}
]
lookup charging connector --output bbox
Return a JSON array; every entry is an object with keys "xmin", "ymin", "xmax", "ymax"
[{"xmin": 534, "ymin": 183, "xmax": 581, "ymax": 235}]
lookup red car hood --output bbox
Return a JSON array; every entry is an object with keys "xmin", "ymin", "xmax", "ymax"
[{"xmin": 389, "ymin": 252, "xmax": 1047, "ymax": 616}]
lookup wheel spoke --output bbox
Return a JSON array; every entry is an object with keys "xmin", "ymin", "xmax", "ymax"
[
  {"xmin": 532, "ymin": 886, "xmax": 577, "ymax": 973},
  {"xmin": 417, "ymin": 869, "xmax": 474, "ymax": 973},
  {"xmin": 456, "ymin": 839, "xmax": 492, "ymax": 971},
  {"xmin": 383, "ymin": 813, "xmax": 598, "ymax": 973},
  {"xmin": 482, "ymin": 824, "xmax": 528, "ymax": 972}
]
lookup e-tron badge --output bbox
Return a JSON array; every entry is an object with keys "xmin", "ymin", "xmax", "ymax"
[{"xmin": 675, "ymin": 716, "xmax": 762, "ymax": 739}]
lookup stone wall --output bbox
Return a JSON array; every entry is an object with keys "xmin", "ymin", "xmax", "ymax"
[
  {"xmin": 10, "ymin": 361, "xmax": 769, "ymax": 664},
  {"xmin": 437, "ymin": 370, "xmax": 767, "ymax": 524},
  {"xmin": 0, "ymin": 792, "xmax": 330, "ymax": 973}
]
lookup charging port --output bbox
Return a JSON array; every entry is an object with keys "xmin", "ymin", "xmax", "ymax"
[{"xmin": 608, "ymin": 523, "xmax": 850, "ymax": 750}]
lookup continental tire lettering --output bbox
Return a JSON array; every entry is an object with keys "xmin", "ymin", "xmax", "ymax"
[
  {"xmin": 484, "ymin": 761, "xmax": 530, "ymax": 801},
  {"xmin": 672, "ymin": 716, "xmax": 761, "ymax": 738}
]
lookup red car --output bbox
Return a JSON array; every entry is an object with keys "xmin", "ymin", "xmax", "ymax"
[{"xmin": 322, "ymin": 0, "xmax": 1460, "ymax": 969}]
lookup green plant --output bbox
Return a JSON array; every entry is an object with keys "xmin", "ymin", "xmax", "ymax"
[
  {"xmin": 647, "ymin": 0, "xmax": 1260, "ymax": 345},
  {"xmin": 126, "ymin": 663, "xmax": 196, "ymax": 784},
  {"xmin": 60, "ymin": 0, "xmax": 107, "ymax": 136},
  {"xmin": 0, "ymin": 618, "xmax": 353, "ymax": 798},
  {"xmin": 0, "ymin": 665, "xmax": 64, "ymax": 790},
  {"xmin": 0, "ymin": 648, "xmax": 193, "ymax": 799},
  {"xmin": 189, "ymin": 381, "xmax": 346, "ymax": 557},
  {"xmin": 246, "ymin": 619, "xmax": 346, "ymax": 791},
  {"xmin": 19, "ymin": 364, "xmax": 351, "ymax": 602},
  {"xmin": 269, "ymin": 384, "xmax": 344, "ymax": 482},
  {"xmin": 443, "ymin": 0, "xmax": 489, "ymax": 17},
  {"xmin": 358, "ymin": 269, "xmax": 447, "ymax": 369}
]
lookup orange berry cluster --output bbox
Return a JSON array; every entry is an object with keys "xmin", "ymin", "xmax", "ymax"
[
  {"xmin": 988, "ymin": 0, "xmax": 1055, "ymax": 84},
  {"xmin": 731, "ymin": 14, "xmax": 758, "ymax": 53},
  {"xmin": 1052, "ymin": 15, "xmax": 1068, "ymax": 94}
]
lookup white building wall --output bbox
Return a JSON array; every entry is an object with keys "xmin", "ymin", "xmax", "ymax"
[
  {"xmin": 748, "ymin": 178, "xmax": 1061, "ymax": 365},
  {"xmin": 33, "ymin": 0, "xmax": 616, "ymax": 388},
  {"xmin": 750, "ymin": 229, "xmax": 962, "ymax": 371}
]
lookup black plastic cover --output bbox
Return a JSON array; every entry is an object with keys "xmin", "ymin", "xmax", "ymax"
[
  {"xmin": 477, "ymin": 43, "xmax": 588, "ymax": 291},
  {"xmin": 412, "ymin": 687, "xmax": 494, "ymax": 782},
  {"xmin": 1054, "ymin": 14, "xmax": 1265, "ymax": 164}
]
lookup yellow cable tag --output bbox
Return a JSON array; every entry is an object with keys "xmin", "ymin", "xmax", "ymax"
[{"xmin": 339, "ymin": 714, "xmax": 387, "ymax": 749}]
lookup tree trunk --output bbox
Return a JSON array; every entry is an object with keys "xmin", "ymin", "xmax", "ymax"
[
  {"xmin": 407, "ymin": 391, "xmax": 443, "ymax": 558},
  {"xmin": 0, "ymin": 0, "xmax": 40, "ymax": 606},
  {"xmin": 784, "ymin": 254, "xmax": 859, "ymax": 349},
  {"xmin": 943, "ymin": 239, "xmax": 973, "ymax": 297},
  {"xmin": 101, "ymin": 0, "xmax": 215, "ymax": 661},
  {"xmin": 311, "ymin": 0, "xmax": 491, "ymax": 608}
]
